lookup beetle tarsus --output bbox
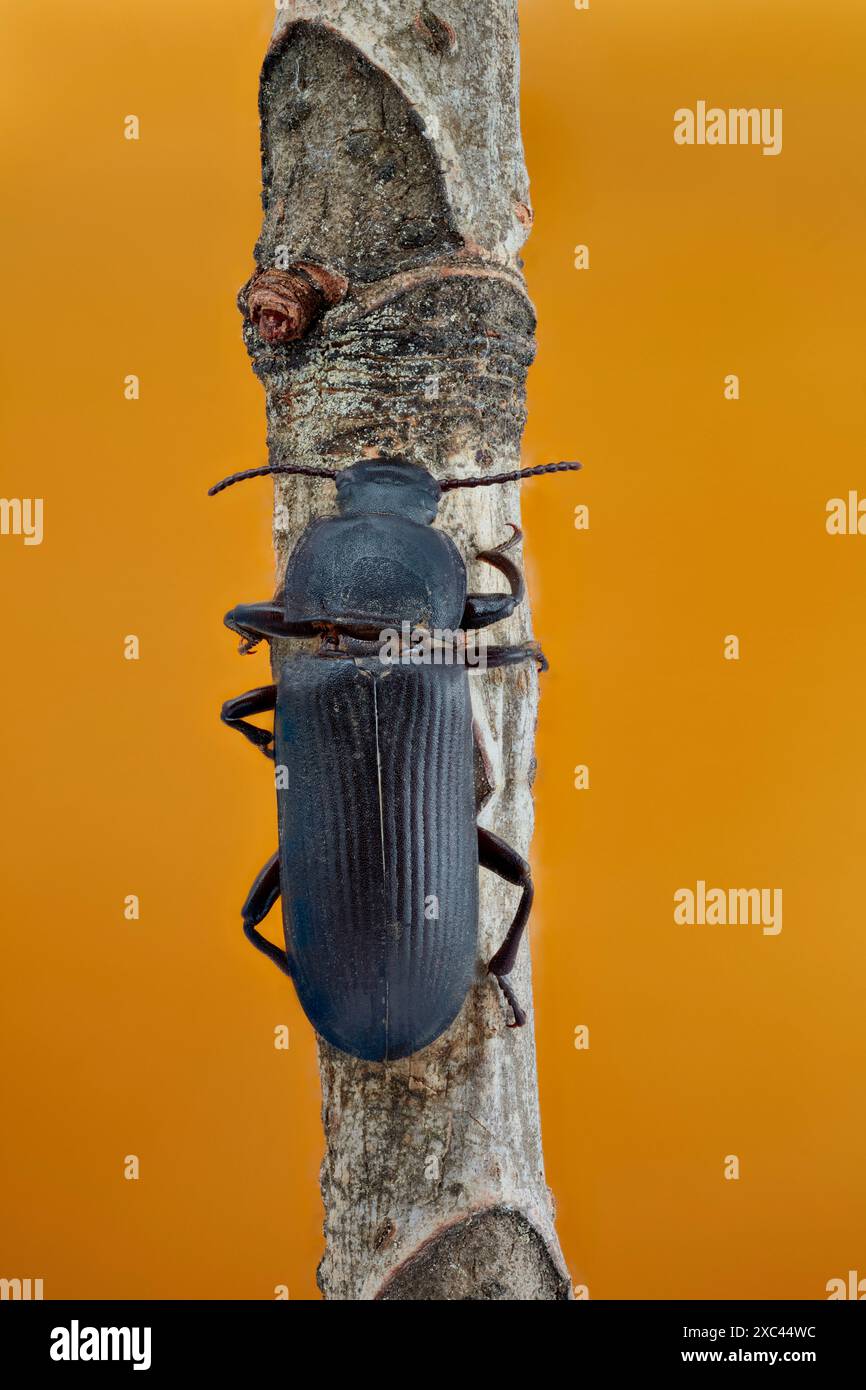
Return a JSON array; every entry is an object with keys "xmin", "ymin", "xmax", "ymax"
[
  {"xmin": 241, "ymin": 851, "xmax": 295, "ymax": 979},
  {"xmin": 476, "ymin": 521, "xmax": 522, "ymax": 561},
  {"xmin": 493, "ymin": 972, "xmax": 527, "ymax": 1029},
  {"xmin": 462, "ymin": 524, "xmax": 526, "ymax": 630},
  {"xmin": 479, "ymin": 825, "xmax": 534, "ymax": 1030},
  {"xmin": 482, "ymin": 640, "xmax": 548, "ymax": 673},
  {"xmin": 221, "ymin": 685, "xmax": 277, "ymax": 759}
]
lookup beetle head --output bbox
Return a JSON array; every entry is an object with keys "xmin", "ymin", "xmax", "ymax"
[{"xmin": 335, "ymin": 457, "xmax": 440, "ymax": 525}]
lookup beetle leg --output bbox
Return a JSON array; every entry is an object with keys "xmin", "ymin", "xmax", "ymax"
[
  {"xmin": 224, "ymin": 600, "xmax": 324, "ymax": 652},
  {"xmin": 242, "ymin": 851, "xmax": 294, "ymax": 978},
  {"xmin": 221, "ymin": 685, "xmax": 276, "ymax": 759},
  {"xmin": 481, "ymin": 640, "xmax": 548, "ymax": 673},
  {"xmin": 462, "ymin": 524, "xmax": 525, "ymax": 630},
  {"xmin": 478, "ymin": 826, "xmax": 534, "ymax": 1028}
]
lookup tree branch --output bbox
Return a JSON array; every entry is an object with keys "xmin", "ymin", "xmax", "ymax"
[{"xmin": 243, "ymin": 0, "xmax": 570, "ymax": 1300}]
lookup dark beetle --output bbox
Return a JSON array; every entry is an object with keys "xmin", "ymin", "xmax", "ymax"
[{"xmin": 211, "ymin": 455, "xmax": 580, "ymax": 1061}]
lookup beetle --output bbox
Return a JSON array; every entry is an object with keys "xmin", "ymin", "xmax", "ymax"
[{"xmin": 210, "ymin": 454, "xmax": 580, "ymax": 1061}]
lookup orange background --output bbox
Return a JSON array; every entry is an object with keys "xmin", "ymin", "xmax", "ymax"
[{"xmin": 1, "ymin": 0, "xmax": 864, "ymax": 1299}]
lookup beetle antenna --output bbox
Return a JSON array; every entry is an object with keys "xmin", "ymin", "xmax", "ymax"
[
  {"xmin": 208, "ymin": 463, "xmax": 338, "ymax": 496},
  {"xmin": 440, "ymin": 461, "xmax": 582, "ymax": 490}
]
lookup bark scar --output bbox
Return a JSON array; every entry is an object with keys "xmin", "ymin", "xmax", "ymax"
[{"xmin": 414, "ymin": 8, "xmax": 458, "ymax": 56}]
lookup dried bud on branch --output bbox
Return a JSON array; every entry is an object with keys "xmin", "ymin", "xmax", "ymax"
[{"xmin": 246, "ymin": 263, "xmax": 349, "ymax": 344}]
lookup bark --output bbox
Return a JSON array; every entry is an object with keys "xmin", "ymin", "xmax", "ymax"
[{"xmin": 243, "ymin": 0, "xmax": 570, "ymax": 1300}]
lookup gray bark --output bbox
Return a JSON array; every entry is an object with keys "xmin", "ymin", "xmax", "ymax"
[{"xmin": 242, "ymin": 0, "xmax": 570, "ymax": 1300}]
